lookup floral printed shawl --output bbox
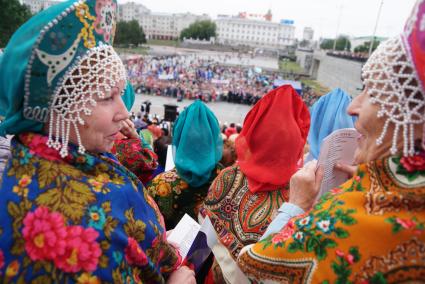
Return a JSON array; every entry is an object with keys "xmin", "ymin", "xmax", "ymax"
[
  {"xmin": 0, "ymin": 133, "xmax": 181, "ymax": 283},
  {"xmin": 147, "ymin": 166, "xmax": 222, "ymax": 230},
  {"xmin": 111, "ymin": 138, "xmax": 158, "ymax": 185},
  {"xmin": 238, "ymin": 152, "xmax": 425, "ymax": 283}
]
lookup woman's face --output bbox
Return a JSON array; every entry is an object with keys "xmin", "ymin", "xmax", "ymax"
[
  {"xmin": 71, "ymin": 80, "xmax": 128, "ymax": 153},
  {"xmin": 347, "ymin": 88, "xmax": 390, "ymax": 164}
]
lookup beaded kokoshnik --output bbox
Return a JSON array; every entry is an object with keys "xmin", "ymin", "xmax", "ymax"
[
  {"xmin": 361, "ymin": 0, "xmax": 425, "ymax": 157},
  {"xmin": 20, "ymin": 0, "xmax": 127, "ymax": 158},
  {"xmin": 362, "ymin": 36, "xmax": 425, "ymax": 156},
  {"xmin": 47, "ymin": 45, "xmax": 126, "ymax": 158}
]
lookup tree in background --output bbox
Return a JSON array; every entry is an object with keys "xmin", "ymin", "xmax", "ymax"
[
  {"xmin": 354, "ymin": 40, "xmax": 380, "ymax": 53},
  {"xmin": 114, "ymin": 20, "xmax": 146, "ymax": 47},
  {"xmin": 320, "ymin": 36, "xmax": 351, "ymax": 51},
  {"xmin": 180, "ymin": 20, "xmax": 216, "ymax": 41},
  {"xmin": 0, "ymin": 0, "xmax": 32, "ymax": 47},
  {"xmin": 320, "ymin": 39, "xmax": 334, "ymax": 50}
]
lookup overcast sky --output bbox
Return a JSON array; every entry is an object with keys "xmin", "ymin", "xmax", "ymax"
[{"xmin": 119, "ymin": 0, "xmax": 414, "ymax": 40}]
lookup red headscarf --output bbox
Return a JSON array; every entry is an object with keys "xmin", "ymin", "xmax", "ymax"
[{"xmin": 235, "ymin": 85, "xmax": 310, "ymax": 193}]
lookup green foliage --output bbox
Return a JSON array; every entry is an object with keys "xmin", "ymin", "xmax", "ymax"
[
  {"xmin": 320, "ymin": 36, "xmax": 351, "ymax": 51},
  {"xmin": 354, "ymin": 40, "xmax": 380, "ymax": 53},
  {"xmin": 180, "ymin": 20, "xmax": 216, "ymax": 41},
  {"xmin": 114, "ymin": 20, "xmax": 146, "ymax": 47},
  {"xmin": 0, "ymin": 0, "xmax": 32, "ymax": 47}
]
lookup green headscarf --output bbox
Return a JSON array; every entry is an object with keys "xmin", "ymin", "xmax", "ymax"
[
  {"xmin": 173, "ymin": 100, "xmax": 223, "ymax": 187},
  {"xmin": 139, "ymin": 129, "xmax": 154, "ymax": 150}
]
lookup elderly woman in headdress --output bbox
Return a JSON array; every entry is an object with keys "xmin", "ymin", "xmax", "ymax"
[
  {"xmin": 200, "ymin": 85, "xmax": 310, "ymax": 283},
  {"xmin": 147, "ymin": 100, "xmax": 223, "ymax": 229},
  {"xmin": 237, "ymin": 1, "xmax": 425, "ymax": 282},
  {"xmin": 305, "ymin": 88, "xmax": 356, "ymax": 163},
  {"xmin": 0, "ymin": 1, "xmax": 195, "ymax": 282}
]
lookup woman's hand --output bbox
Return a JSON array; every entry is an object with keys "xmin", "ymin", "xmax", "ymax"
[
  {"xmin": 166, "ymin": 266, "xmax": 196, "ymax": 284},
  {"xmin": 334, "ymin": 163, "xmax": 357, "ymax": 178},
  {"xmin": 289, "ymin": 160, "xmax": 324, "ymax": 212},
  {"xmin": 120, "ymin": 119, "xmax": 139, "ymax": 139}
]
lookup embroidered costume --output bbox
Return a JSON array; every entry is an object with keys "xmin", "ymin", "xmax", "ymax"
[{"xmin": 238, "ymin": 153, "xmax": 425, "ymax": 283}]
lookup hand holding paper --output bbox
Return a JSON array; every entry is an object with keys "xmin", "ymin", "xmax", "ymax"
[
  {"xmin": 316, "ymin": 128, "xmax": 359, "ymax": 197},
  {"xmin": 166, "ymin": 214, "xmax": 214, "ymax": 273}
]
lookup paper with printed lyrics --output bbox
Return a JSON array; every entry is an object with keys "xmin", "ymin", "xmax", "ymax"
[
  {"xmin": 317, "ymin": 128, "xmax": 359, "ymax": 198},
  {"xmin": 167, "ymin": 214, "xmax": 215, "ymax": 272},
  {"xmin": 167, "ymin": 214, "xmax": 201, "ymax": 259}
]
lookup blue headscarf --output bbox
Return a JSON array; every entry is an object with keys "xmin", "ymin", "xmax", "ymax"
[
  {"xmin": 307, "ymin": 88, "xmax": 356, "ymax": 159},
  {"xmin": 173, "ymin": 100, "xmax": 223, "ymax": 187},
  {"xmin": 0, "ymin": 0, "xmax": 133, "ymax": 135}
]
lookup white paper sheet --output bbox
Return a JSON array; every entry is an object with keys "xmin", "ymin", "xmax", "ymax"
[
  {"xmin": 317, "ymin": 128, "xmax": 359, "ymax": 197},
  {"xmin": 165, "ymin": 144, "xmax": 175, "ymax": 172},
  {"xmin": 167, "ymin": 214, "xmax": 200, "ymax": 258}
]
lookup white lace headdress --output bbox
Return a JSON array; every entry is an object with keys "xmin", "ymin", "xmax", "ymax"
[
  {"xmin": 362, "ymin": 36, "xmax": 425, "ymax": 156},
  {"xmin": 47, "ymin": 45, "xmax": 127, "ymax": 157}
]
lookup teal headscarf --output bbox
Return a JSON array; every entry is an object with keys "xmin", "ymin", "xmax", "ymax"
[
  {"xmin": 0, "ymin": 0, "xmax": 132, "ymax": 136},
  {"xmin": 122, "ymin": 81, "xmax": 135, "ymax": 111},
  {"xmin": 173, "ymin": 100, "xmax": 223, "ymax": 187},
  {"xmin": 307, "ymin": 88, "xmax": 356, "ymax": 159}
]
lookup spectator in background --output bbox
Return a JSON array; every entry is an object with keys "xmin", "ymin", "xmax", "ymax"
[
  {"xmin": 225, "ymin": 122, "xmax": 237, "ymax": 138},
  {"xmin": 305, "ymin": 88, "xmax": 356, "ymax": 163},
  {"xmin": 200, "ymin": 86, "xmax": 310, "ymax": 283},
  {"xmin": 153, "ymin": 135, "xmax": 172, "ymax": 177},
  {"xmin": 0, "ymin": 135, "xmax": 11, "ymax": 177},
  {"xmin": 147, "ymin": 100, "xmax": 223, "ymax": 229},
  {"xmin": 133, "ymin": 112, "xmax": 147, "ymax": 131},
  {"xmin": 220, "ymin": 140, "xmax": 237, "ymax": 167}
]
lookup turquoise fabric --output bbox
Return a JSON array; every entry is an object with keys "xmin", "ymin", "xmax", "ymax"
[
  {"xmin": 173, "ymin": 100, "xmax": 223, "ymax": 187},
  {"xmin": 307, "ymin": 88, "xmax": 356, "ymax": 159},
  {"xmin": 0, "ymin": 0, "xmax": 119, "ymax": 135},
  {"xmin": 139, "ymin": 129, "xmax": 154, "ymax": 150},
  {"xmin": 122, "ymin": 81, "xmax": 135, "ymax": 111}
]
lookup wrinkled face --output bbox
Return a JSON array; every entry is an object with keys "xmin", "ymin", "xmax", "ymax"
[
  {"xmin": 347, "ymin": 88, "xmax": 388, "ymax": 164},
  {"xmin": 70, "ymin": 79, "xmax": 128, "ymax": 153}
]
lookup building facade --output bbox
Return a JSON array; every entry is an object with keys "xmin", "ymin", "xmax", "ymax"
[
  {"xmin": 21, "ymin": 0, "xmax": 60, "ymax": 14},
  {"xmin": 117, "ymin": 1, "xmax": 150, "ymax": 22},
  {"xmin": 215, "ymin": 14, "xmax": 295, "ymax": 48},
  {"xmin": 138, "ymin": 12, "xmax": 209, "ymax": 40},
  {"xmin": 118, "ymin": 2, "xmax": 209, "ymax": 40},
  {"xmin": 303, "ymin": 27, "xmax": 314, "ymax": 41}
]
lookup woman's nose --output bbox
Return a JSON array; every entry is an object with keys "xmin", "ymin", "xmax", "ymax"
[{"xmin": 347, "ymin": 91, "xmax": 365, "ymax": 116}]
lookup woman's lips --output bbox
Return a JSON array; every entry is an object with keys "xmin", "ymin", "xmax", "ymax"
[{"xmin": 106, "ymin": 132, "xmax": 119, "ymax": 139}]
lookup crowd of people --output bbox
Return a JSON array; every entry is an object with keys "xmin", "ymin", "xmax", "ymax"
[
  {"xmin": 124, "ymin": 54, "xmax": 284, "ymax": 105},
  {"xmin": 326, "ymin": 50, "xmax": 370, "ymax": 62},
  {"xmin": 0, "ymin": 0, "xmax": 424, "ymax": 283}
]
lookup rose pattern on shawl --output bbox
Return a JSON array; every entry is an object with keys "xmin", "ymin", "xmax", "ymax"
[
  {"xmin": 0, "ymin": 133, "xmax": 181, "ymax": 282},
  {"xmin": 259, "ymin": 198, "xmax": 356, "ymax": 261},
  {"xmin": 393, "ymin": 152, "xmax": 425, "ymax": 181},
  {"xmin": 22, "ymin": 207, "xmax": 67, "ymax": 261},
  {"xmin": 125, "ymin": 237, "xmax": 148, "ymax": 266}
]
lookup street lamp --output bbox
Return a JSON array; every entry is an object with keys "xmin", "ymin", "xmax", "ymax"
[
  {"xmin": 369, "ymin": 0, "xmax": 384, "ymax": 57},
  {"xmin": 333, "ymin": 1, "xmax": 344, "ymax": 51}
]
